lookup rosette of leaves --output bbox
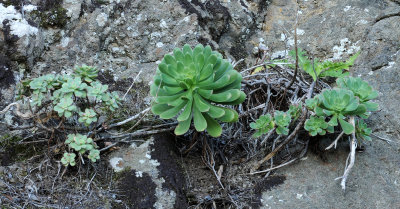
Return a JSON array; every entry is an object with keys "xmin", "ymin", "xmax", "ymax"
[
  {"xmin": 101, "ymin": 92, "xmax": 121, "ymax": 111},
  {"xmin": 29, "ymin": 74, "xmax": 61, "ymax": 106},
  {"xmin": 65, "ymin": 134, "xmax": 95, "ymax": 154},
  {"xmin": 150, "ymin": 44, "xmax": 246, "ymax": 137},
  {"xmin": 336, "ymin": 76, "xmax": 378, "ymax": 112},
  {"xmin": 88, "ymin": 150, "xmax": 100, "ymax": 162},
  {"xmin": 274, "ymin": 111, "xmax": 291, "ymax": 135},
  {"xmin": 74, "ymin": 65, "xmax": 99, "ymax": 82},
  {"xmin": 60, "ymin": 77, "xmax": 87, "ymax": 98},
  {"xmin": 355, "ymin": 119, "xmax": 372, "ymax": 141},
  {"xmin": 314, "ymin": 88, "xmax": 366, "ymax": 134},
  {"xmin": 87, "ymin": 81, "xmax": 109, "ymax": 100},
  {"xmin": 287, "ymin": 104, "xmax": 302, "ymax": 120},
  {"xmin": 61, "ymin": 152, "xmax": 76, "ymax": 166},
  {"xmin": 54, "ymin": 97, "xmax": 77, "ymax": 118},
  {"xmin": 250, "ymin": 114, "xmax": 275, "ymax": 138},
  {"xmin": 63, "ymin": 134, "xmax": 100, "ymax": 166},
  {"xmin": 78, "ymin": 108, "xmax": 97, "ymax": 126},
  {"xmin": 304, "ymin": 116, "xmax": 330, "ymax": 136}
]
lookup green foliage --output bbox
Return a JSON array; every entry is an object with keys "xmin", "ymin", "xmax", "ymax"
[
  {"xmin": 74, "ymin": 65, "xmax": 99, "ymax": 82},
  {"xmin": 250, "ymin": 114, "xmax": 275, "ymax": 138},
  {"xmin": 336, "ymin": 76, "xmax": 379, "ymax": 112},
  {"xmin": 24, "ymin": 66, "xmax": 120, "ymax": 125},
  {"xmin": 355, "ymin": 120, "xmax": 372, "ymax": 141},
  {"xmin": 63, "ymin": 134, "xmax": 100, "ymax": 166},
  {"xmin": 18, "ymin": 65, "xmax": 121, "ymax": 166},
  {"xmin": 289, "ymin": 49, "xmax": 360, "ymax": 81},
  {"xmin": 287, "ymin": 104, "xmax": 302, "ymax": 120},
  {"xmin": 304, "ymin": 116, "xmax": 329, "ymax": 136},
  {"xmin": 305, "ymin": 76, "xmax": 378, "ymax": 136},
  {"xmin": 65, "ymin": 134, "xmax": 95, "ymax": 154},
  {"xmin": 274, "ymin": 111, "xmax": 291, "ymax": 135},
  {"xmin": 54, "ymin": 97, "xmax": 77, "ymax": 118},
  {"xmin": 150, "ymin": 44, "xmax": 245, "ymax": 137},
  {"xmin": 61, "ymin": 152, "xmax": 76, "ymax": 166},
  {"xmin": 250, "ymin": 105, "xmax": 301, "ymax": 137},
  {"xmin": 78, "ymin": 108, "xmax": 98, "ymax": 126}
]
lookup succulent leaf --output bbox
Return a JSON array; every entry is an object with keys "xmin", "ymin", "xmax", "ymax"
[
  {"xmin": 356, "ymin": 119, "xmax": 372, "ymax": 141},
  {"xmin": 250, "ymin": 114, "xmax": 275, "ymax": 138},
  {"xmin": 151, "ymin": 44, "xmax": 245, "ymax": 136},
  {"xmin": 304, "ymin": 116, "xmax": 329, "ymax": 136}
]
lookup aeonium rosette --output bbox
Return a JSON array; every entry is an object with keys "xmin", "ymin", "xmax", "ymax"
[{"xmin": 150, "ymin": 44, "xmax": 246, "ymax": 137}]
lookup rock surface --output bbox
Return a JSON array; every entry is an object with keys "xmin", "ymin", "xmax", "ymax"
[{"xmin": 0, "ymin": 0, "xmax": 399, "ymax": 208}]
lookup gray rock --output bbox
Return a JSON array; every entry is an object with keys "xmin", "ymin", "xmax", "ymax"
[{"xmin": 1, "ymin": 0, "xmax": 400, "ymax": 207}]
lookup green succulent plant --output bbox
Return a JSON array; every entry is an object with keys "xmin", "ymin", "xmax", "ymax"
[
  {"xmin": 60, "ymin": 77, "xmax": 88, "ymax": 98},
  {"xmin": 250, "ymin": 114, "xmax": 275, "ymax": 138},
  {"xmin": 150, "ymin": 44, "xmax": 246, "ymax": 137},
  {"xmin": 355, "ymin": 119, "xmax": 372, "ymax": 141},
  {"xmin": 87, "ymin": 81, "xmax": 109, "ymax": 100},
  {"xmin": 336, "ymin": 76, "xmax": 378, "ymax": 112},
  {"xmin": 54, "ymin": 97, "xmax": 77, "ymax": 118},
  {"xmin": 310, "ymin": 88, "xmax": 366, "ymax": 134},
  {"xmin": 274, "ymin": 111, "xmax": 291, "ymax": 135},
  {"xmin": 31, "ymin": 93, "xmax": 45, "ymax": 107},
  {"xmin": 74, "ymin": 65, "xmax": 99, "ymax": 82},
  {"xmin": 63, "ymin": 134, "xmax": 99, "ymax": 166},
  {"xmin": 79, "ymin": 108, "xmax": 97, "ymax": 126},
  {"xmin": 287, "ymin": 104, "xmax": 302, "ymax": 120},
  {"xmin": 65, "ymin": 134, "xmax": 95, "ymax": 154},
  {"xmin": 304, "ymin": 116, "xmax": 330, "ymax": 136},
  {"xmin": 61, "ymin": 152, "xmax": 76, "ymax": 166},
  {"xmin": 101, "ymin": 92, "xmax": 121, "ymax": 111},
  {"xmin": 88, "ymin": 149, "xmax": 100, "ymax": 162}
]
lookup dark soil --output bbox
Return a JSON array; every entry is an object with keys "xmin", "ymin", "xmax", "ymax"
[
  {"xmin": 150, "ymin": 133, "xmax": 189, "ymax": 209},
  {"xmin": 118, "ymin": 170, "xmax": 158, "ymax": 209}
]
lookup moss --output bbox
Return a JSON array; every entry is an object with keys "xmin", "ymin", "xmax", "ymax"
[
  {"xmin": 112, "ymin": 166, "xmax": 131, "ymax": 181},
  {"xmin": 0, "ymin": 134, "xmax": 42, "ymax": 164},
  {"xmin": 37, "ymin": 7, "xmax": 69, "ymax": 28},
  {"xmin": 93, "ymin": 0, "xmax": 109, "ymax": 5}
]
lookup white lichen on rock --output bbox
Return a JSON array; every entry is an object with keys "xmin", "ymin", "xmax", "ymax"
[
  {"xmin": 0, "ymin": 4, "xmax": 38, "ymax": 37},
  {"xmin": 96, "ymin": 12, "xmax": 109, "ymax": 27}
]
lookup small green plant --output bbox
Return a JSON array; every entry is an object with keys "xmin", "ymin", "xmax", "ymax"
[
  {"xmin": 304, "ymin": 116, "xmax": 330, "ymax": 136},
  {"xmin": 274, "ymin": 111, "xmax": 291, "ymax": 135},
  {"xmin": 61, "ymin": 153, "xmax": 76, "ymax": 166},
  {"xmin": 289, "ymin": 49, "xmax": 360, "ymax": 81},
  {"xmin": 250, "ymin": 104, "xmax": 300, "ymax": 137},
  {"xmin": 355, "ymin": 119, "xmax": 372, "ymax": 141},
  {"xmin": 305, "ymin": 76, "xmax": 378, "ymax": 136},
  {"xmin": 18, "ymin": 65, "xmax": 120, "ymax": 166},
  {"xmin": 63, "ymin": 134, "xmax": 100, "ymax": 166},
  {"xmin": 250, "ymin": 114, "xmax": 275, "ymax": 138},
  {"xmin": 150, "ymin": 44, "xmax": 246, "ymax": 137}
]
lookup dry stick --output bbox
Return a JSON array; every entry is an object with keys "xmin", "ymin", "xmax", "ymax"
[
  {"xmin": 371, "ymin": 133, "xmax": 397, "ymax": 144},
  {"xmin": 107, "ymin": 107, "xmax": 151, "ymax": 129},
  {"xmin": 277, "ymin": 5, "xmax": 299, "ymax": 107},
  {"xmin": 123, "ymin": 70, "xmax": 142, "ymax": 100},
  {"xmin": 202, "ymin": 137, "xmax": 225, "ymax": 190},
  {"xmin": 325, "ymin": 131, "xmax": 345, "ymax": 150},
  {"xmin": 336, "ymin": 116, "xmax": 357, "ymax": 190},
  {"xmin": 260, "ymin": 128, "xmax": 276, "ymax": 145},
  {"xmin": 250, "ymin": 139, "xmax": 309, "ymax": 175},
  {"xmin": 99, "ymin": 127, "xmax": 175, "ymax": 152}
]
